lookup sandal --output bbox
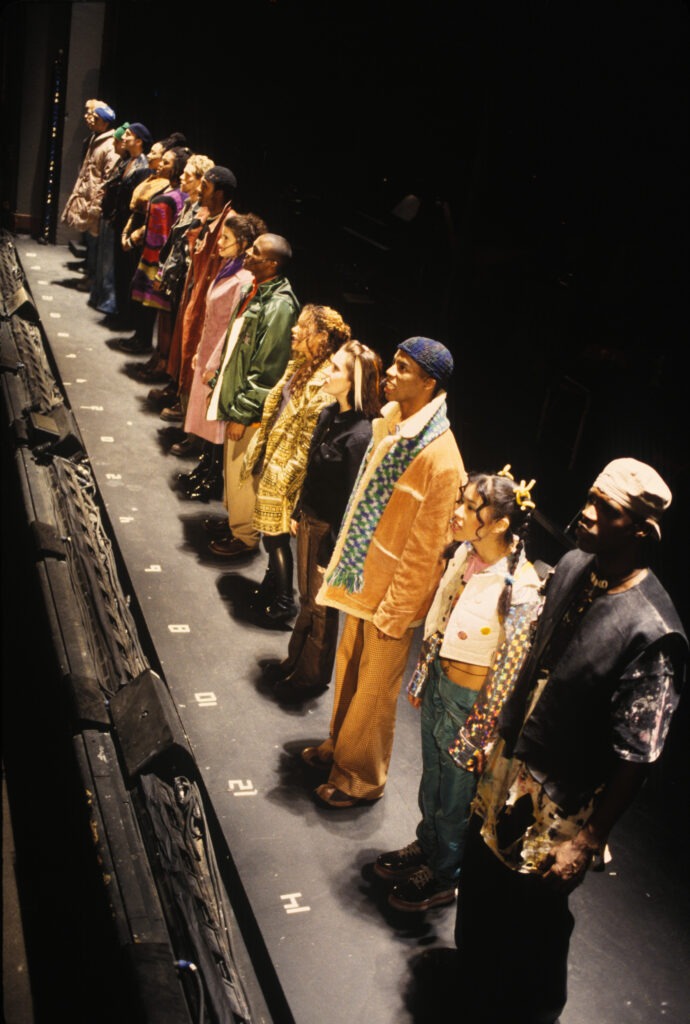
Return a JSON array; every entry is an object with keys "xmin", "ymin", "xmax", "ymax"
[
  {"xmin": 314, "ymin": 783, "xmax": 360, "ymax": 809},
  {"xmin": 300, "ymin": 746, "xmax": 333, "ymax": 769}
]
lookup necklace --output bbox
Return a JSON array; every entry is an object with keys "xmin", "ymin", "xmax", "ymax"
[{"xmin": 591, "ymin": 567, "xmax": 647, "ymax": 593}]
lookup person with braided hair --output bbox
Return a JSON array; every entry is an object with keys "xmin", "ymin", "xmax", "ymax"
[
  {"xmin": 239, "ymin": 305, "xmax": 353, "ymax": 624},
  {"xmin": 374, "ymin": 468, "xmax": 542, "ymax": 912},
  {"xmin": 264, "ymin": 339, "xmax": 383, "ymax": 698},
  {"xmin": 415, "ymin": 458, "xmax": 687, "ymax": 1024}
]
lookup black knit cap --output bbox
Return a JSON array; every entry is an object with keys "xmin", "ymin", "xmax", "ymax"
[{"xmin": 204, "ymin": 166, "xmax": 238, "ymax": 193}]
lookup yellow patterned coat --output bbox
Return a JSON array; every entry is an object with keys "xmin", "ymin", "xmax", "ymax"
[{"xmin": 241, "ymin": 359, "xmax": 335, "ymax": 535}]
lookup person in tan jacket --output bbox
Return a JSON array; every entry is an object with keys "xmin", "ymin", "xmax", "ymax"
[
  {"xmin": 302, "ymin": 337, "xmax": 466, "ymax": 807},
  {"xmin": 61, "ymin": 102, "xmax": 118, "ymax": 291}
]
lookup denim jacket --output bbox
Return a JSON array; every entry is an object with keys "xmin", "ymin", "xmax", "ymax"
[{"xmin": 499, "ymin": 548, "xmax": 687, "ymax": 812}]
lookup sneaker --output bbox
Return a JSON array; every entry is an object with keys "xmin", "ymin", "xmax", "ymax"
[
  {"xmin": 387, "ymin": 865, "xmax": 456, "ymax": 912},
  {"xmin": 374, "ymin": 839, "xmax": 428, "ymax": 881}
]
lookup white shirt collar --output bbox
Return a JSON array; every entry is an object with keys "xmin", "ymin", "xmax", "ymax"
[{"xmin": 380, "ymin": 391, "xmax": 447, "ymax": 439}]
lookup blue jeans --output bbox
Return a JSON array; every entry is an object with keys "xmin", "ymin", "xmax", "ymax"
[
  {"xmin": 90, "ymin": 220, "xmax": 117, "ymax": 314},
  {"xmin": 84, "ymin": 231, "xmax": 98, "ymax": 278},
  {"xmin": 416, "ymin": 655, "xmax": 479, "ymax": 886}
]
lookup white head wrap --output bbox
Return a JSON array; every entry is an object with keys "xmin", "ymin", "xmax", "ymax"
[{"xmin": 593, "ymin": 457, "xmax": 672, "ymax": 539}]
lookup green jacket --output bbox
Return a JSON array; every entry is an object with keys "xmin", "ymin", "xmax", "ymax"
[{"xmin": 213, "ymin": 275, "xmax": 300, "ymax": 423}]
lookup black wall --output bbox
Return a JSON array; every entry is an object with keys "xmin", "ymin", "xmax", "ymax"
[{"xmin": 5, "ymin": 0, "xmax": 690, "ymax": 616}]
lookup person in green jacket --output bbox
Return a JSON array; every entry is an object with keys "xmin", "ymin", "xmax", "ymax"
[{"xmin": 206, "ymin": 233, "xmax": 300, "ymax": 558}]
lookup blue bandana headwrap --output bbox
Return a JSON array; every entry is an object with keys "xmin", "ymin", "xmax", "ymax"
[{"xmin": 94, "ymin": 104, "xmax": 116, "ymax": 123}]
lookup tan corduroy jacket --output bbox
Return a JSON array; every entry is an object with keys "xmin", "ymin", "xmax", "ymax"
[{"xmin": 316, "ymin": 393, "xmax": 466, "ymax": 638}]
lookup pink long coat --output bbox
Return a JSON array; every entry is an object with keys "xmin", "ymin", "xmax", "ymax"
[{"xmin": 183, "ymin": 265, "xmax": 254, "ymax": 442}]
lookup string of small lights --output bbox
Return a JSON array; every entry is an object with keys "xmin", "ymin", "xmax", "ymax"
[{"xmin": 41, "ymin": 48, "xmax": 65, "ymax": 243}]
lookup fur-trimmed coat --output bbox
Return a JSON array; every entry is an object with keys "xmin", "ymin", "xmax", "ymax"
[{"xmin": 317, "ymin": 394, "xmax": 466, "ymax": 638}]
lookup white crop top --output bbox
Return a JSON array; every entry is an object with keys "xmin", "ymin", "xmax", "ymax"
[{"xmin": 425, "ymin": 542, "xmax": 542, "ymax": 667}]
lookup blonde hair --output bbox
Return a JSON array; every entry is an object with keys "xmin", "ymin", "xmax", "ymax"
[{"xmin": 184, "ymin": 154, "xmax": 214, "ymax": 178}]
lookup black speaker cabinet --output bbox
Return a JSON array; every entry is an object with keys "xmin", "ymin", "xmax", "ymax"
[
  {"xmin": 109, "ymin": 669, "xmax": 195, "ymax": 781},
  {"xmin": 28, "ymin": 406, "xmax": 85, "ymax": 459}
]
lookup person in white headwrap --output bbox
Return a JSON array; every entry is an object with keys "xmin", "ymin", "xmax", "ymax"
[{"xmin": 418, "ymin": 457, "xmax": 688, "ymax": 1024}]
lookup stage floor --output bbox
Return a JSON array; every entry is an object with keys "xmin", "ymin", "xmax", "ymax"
[{"xmin": 4, "ymin": 235, "xmax": 689, "ymax": 1024}]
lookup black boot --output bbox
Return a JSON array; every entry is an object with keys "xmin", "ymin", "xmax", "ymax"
[
  {"xmin": 177, "ymin": 441, "xmax": 214, "ymax": 495},
  {"xmin": 111, "ymin": 332, "xmax": 151, "ymax": 354},
  {"xmin": 248, "ymin": 566, "xmax": 277, "ymax": 610},
  {"xmin": 260, "ymin": 657, "xmax": 291, "ymax": 685},
  {"xmin": 117, "ymin": 303, "xmax": 155, "ymax": 353},
  {"xmin": 187, "ymin": 443, "xmax": 224, "ymax": 502},
  {"xmin": 261, "ymin": 536, "xmax": 297, "ymax": 624}
]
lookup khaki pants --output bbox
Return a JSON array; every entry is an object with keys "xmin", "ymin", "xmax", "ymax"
[
  {"xmin": 317, "ymin": 615, "xmax": 414, "ymax": 800},
  {"xmin": 223, "ymin": 424, "xmax": 260, "ymax": 548}
]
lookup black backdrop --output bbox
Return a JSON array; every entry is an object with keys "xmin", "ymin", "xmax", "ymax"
[
  {"xmin": 1, "ymin": 9, "xmax": 688, "ymax": 1015},
  {"xmin": 91, "ymin": 0, "xmax": 690, "ymax": 597},
  {"xmin": 6, "ymin": 0, "xmax": 690, "ymax": 605}
]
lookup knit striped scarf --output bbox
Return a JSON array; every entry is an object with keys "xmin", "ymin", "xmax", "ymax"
[{"xmin": 326, "ymin": 402, "xmax": 450, "ymax": 594}]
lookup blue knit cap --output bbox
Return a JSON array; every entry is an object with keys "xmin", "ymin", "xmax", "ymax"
[
  {"xmin": 397, "ymin": 337, "xmax": 453, "ymax": 390},
  {"xmin": 128, "ymin": 122, "xmax": 153, "ymax": 150}
]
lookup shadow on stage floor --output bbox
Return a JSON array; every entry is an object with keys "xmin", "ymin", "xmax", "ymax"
[{"xmin": 2, "ymin": 234, "xmax": 689, "ymax": 1024}]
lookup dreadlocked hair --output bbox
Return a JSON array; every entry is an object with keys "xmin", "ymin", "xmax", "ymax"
[
  {"xmin": 465, "ymin": 468, "xmax": 536, "ymax": 621},
  {"xmin": 289, "ymin": 305, "xmax": 351, "ymax": 397}
]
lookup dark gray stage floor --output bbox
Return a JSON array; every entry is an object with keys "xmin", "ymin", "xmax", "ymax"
[{"xmin": 5, "ymin": 235, "xmax": 690, "ymax": 1024}]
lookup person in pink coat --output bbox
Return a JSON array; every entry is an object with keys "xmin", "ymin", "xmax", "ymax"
[{"xmin": 177, "ymin": 212, "xmax": 267, "ymax": 500}]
